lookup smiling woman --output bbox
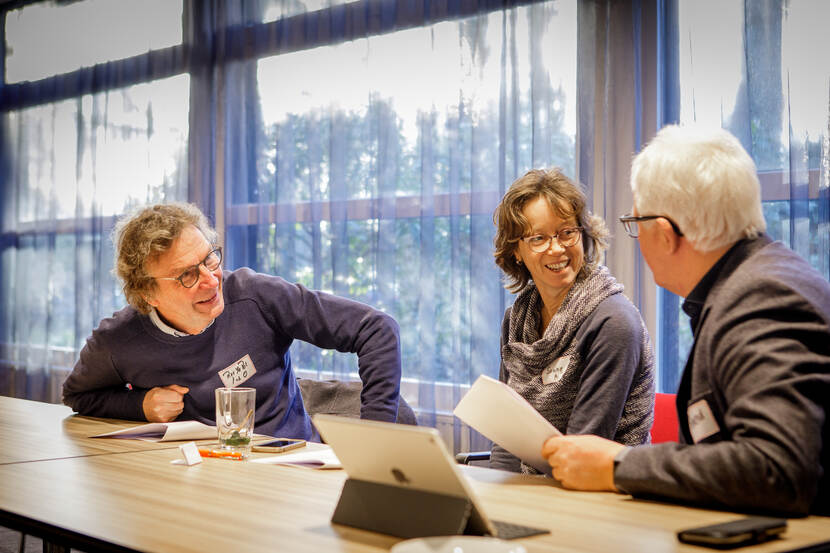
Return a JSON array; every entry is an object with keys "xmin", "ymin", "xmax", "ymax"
[
  {"xmin": 489, "ymin": 168, "xmax": 655, "ymax": 475},
  {"xmin": 494, "ymin": 169, "xmax": 608, "ymax": 296}
]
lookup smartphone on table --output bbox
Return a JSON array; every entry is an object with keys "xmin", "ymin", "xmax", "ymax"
[
  {"xmin": 677, "ymin": 517, "xmax": 787, "ymax": 548},
  {"xmin": 251, "ymin": 438, "xmax": 306, "ymax": 453}
]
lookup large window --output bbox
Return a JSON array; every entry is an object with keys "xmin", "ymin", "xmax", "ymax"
[
  {"xmin": 1, "ymin": 0, "xmax": 189, "ymax": 398},
  {"xmin": 1, "ymin": 0, "xmax": 580, "ymax": 426},
  {"xmin": 2, "ymin": 1, "xmax": 828, "ymax": 440},
  {"xmin": 660, "ymin": 0, "xmax": 830, "ymax": 389},
  {"xmin": 1, "ymin": 75, "xmax": 190, "ymax": 345},
  {"xmin": 227, "ymin": 3, "xmax": 578, "ymax": 395}
]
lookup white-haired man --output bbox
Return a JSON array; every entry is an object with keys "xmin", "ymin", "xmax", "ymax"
[{"xmin": 541, "ymin": 125, "xmax": 830, "ymax": 515}]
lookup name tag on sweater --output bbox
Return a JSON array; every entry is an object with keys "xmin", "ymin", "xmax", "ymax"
[
  {"xmin": 542, "ymin": 356, "xmax": 570, "ymax": 385},
  {"xmin": 219, "ymin": 354, "xmax": 257, "ymax": 387},
  {"xmin": 688, "ymin": 399, "xmax": 720, "ymax": 443}
]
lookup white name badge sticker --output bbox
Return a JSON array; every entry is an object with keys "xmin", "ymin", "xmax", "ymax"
[
  {"xmin": 218, "ymin": 354, "xmax": 257, "ymax": 388},
  {"xmin": 687, "ymin": 399, "xmax": 720, "ymax": 443},
  {"xmin": 542, "ymin": 356, "xmax": 570, "ymax": 385}
]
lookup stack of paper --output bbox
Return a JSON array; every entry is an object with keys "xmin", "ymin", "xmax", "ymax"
[{"xmin": 251, "ymin": 445, "xmax": 342, "ymax": 469}]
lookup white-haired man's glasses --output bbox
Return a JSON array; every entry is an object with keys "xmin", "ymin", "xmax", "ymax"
[{"xmin": 619, "ymin": 215, "xmax": 683, "ymax": 239}]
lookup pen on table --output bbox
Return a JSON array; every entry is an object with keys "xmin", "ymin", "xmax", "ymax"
[{"xmin": 198, "ymin": 448, "xmax": 244, "ymax": 460}]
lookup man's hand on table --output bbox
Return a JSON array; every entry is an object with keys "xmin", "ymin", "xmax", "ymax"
[{"xmin": 541, "ymin": 435, "xmax": 625, "ymax": 492}]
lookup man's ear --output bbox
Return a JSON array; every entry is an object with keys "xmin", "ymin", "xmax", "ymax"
[
  {"xmin": 656, "ymin": 217, "xmax": 681, "ymax": 254},
  {"xmin": 143, "ymin": 294, "xmax": 159, "ymax": 308}
]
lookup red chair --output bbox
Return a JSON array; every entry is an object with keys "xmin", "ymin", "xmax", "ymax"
[{"xmin": 650, "ymin": 392, "xmax": 679, "ymax": 443}]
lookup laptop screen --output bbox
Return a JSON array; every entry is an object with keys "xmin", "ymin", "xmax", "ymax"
[
  {"xmin": 313, "ymin": 414, "xmax": 550, "ymax": 540},
  {"xmin": 312, "ymin": 414, "xmax": 497, "ymax": 535}
]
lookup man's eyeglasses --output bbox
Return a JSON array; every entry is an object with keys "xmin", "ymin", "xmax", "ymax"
[
  {"xmin": 618, "ymin": 215, "xmax": 684, "ymax": 238},
  {"xmin": 521, "ymin": 227, "xmax": 583, "ymax": 253},
  {"xmin": 153, "ymin": 247, "xmax": 222, "ymax": 288}
]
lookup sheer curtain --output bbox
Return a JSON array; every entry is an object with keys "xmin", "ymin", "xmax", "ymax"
[
  {"xmin": 0, "ymin": 80, "xmax": 190, "ymax": 400},
  {"xmin": 659, "ymin": 0, "xmax": 830, "ymax": 384},
  {"xmin": 0, "ymin": 0, "xmax": 190, "ymax": 403},
  {"xmin": 219, "ymin": 0, "xmax": 580, "ymax": 450}
]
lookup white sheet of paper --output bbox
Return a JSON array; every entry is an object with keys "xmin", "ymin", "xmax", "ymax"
[
  {"xmin": 251, "ymin": 445, "xmax": 342, "ymax": 469},
  {"xmin": 91, "ymin": 420, "xmax": 217, "ymax": 442},
  {"xmin": 453, "ymin": 374, "xmax": 561, "ymax": 474}
]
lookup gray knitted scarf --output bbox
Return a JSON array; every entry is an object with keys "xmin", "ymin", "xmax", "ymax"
[{"xmin": 502, "ymin": 265, "xmax": 624, "ymax": 473}]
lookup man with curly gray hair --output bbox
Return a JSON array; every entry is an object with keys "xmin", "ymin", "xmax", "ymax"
[
  {"xmin": 541, "ymin": 125, "xmax": 830, "ymax": 516},
  {"xmin": 113, "ymin": 203, "xmax": 219, "ymax": 316},
  {"xmin": 62, "ymin": 203, "xmax": 402, "ymax": 440}
]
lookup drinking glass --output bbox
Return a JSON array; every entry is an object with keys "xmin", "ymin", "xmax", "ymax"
[{"xmin": 214, "ymin": 387, "xmax": 256, "ymax": 457}]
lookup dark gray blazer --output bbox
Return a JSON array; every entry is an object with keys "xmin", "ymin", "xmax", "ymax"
[{"xmin": 615, "ymin": 235, "xmax": 830, "ymax": 515}]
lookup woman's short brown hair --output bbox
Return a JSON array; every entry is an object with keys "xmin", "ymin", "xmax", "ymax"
[
  {"xmin": 113, "ymin": 203, "xmax": 218, "ymax": 314},
  {"xmin": 493, "ymin": 168, "xmax": 609, "ymax": 293}
]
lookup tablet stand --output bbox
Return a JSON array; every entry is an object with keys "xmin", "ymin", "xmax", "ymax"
[{"xmin": 331, "ymin": 478, "xmax": 473, "ymax": 539}]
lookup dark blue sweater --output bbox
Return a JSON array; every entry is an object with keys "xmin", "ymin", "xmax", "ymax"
[{"xmin": 62, "ymin": 268, "xmax": 402, "ymax": 440}]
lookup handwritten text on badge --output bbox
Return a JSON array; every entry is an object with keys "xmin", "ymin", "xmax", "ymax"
[
  {"xmin": 218, "ymin": 354, "xmax": 256, "ymax": 388},
  {"xmin": 688, "ymin": 399, "xmax": 720, "ymax": 443},
  {"xmin": 542, "ymin": 356, "xmax": 570, "ymax": 385}
]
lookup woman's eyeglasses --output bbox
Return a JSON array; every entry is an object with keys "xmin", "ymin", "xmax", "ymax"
[{"xmin": 521, "ymin": 227, "xmax": 583, "ymax": 253}]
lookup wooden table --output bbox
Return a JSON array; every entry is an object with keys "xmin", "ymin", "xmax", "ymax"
[
  {"xmin": 0, "ymin": 396, "xmax": 218, "ymax": 464},
  {"xmin": 1, "ymin": 397, "xmax": 829, "ymax": 552}
]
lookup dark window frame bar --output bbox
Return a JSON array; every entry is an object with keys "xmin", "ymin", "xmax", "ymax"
[{"xmin": 1, "ymin": 0, "xmax": 541, "ymax": 112}]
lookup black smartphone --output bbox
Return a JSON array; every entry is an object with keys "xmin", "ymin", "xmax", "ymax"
[
  {"xmin": 251, "ymin": 438, "xmax": 306, "ymax": 453},
  {"xmin": 677, "ymin": 517, "xmax": 787, "ymax": 548}
]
